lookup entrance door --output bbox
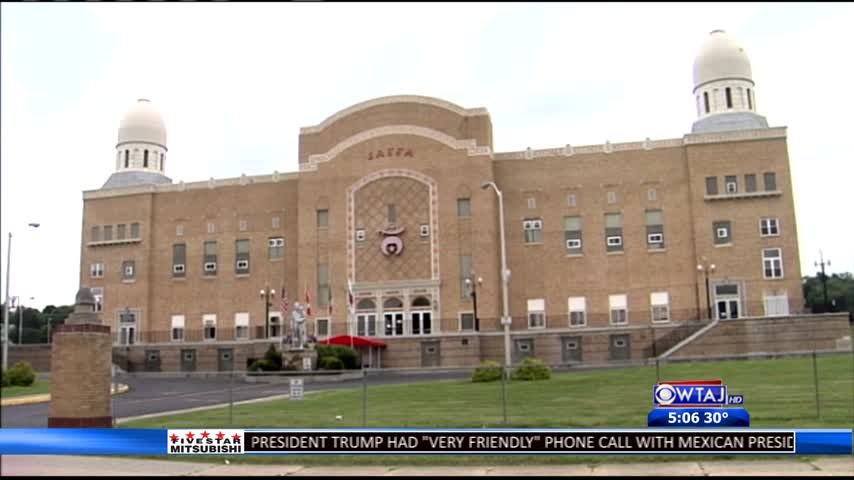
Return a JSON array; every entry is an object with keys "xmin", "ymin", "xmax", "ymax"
[
  {"xmin": 714, "ymin": 283, "xmax": 741, "ymax": 319},
  {"xmin": 218, "ymin": 348, "xmax": 234, "ymax": 371},
  {"xmin": 145, "ymin": 350, "xmax": 161, "ymax": 372},
  {"xmin": 421, "ymin": 341, "xmax": 441, "ymax": 367},
  {"xmin": 180, "ymin": 349, "xmax": 196, "ymax": 372},
  {"xmin": 384, "ymin": 312, "xmax": 404, "ymax": 336},
  {"xmin": 716, "ymin": 299, "xmax": 740, "ymax": 319},
  {"xmin": 411, "ymin": 311, "xmax": 432, "ymax": 335},
  {"xmin": 561, "ymin": 336, "xmax": 583, "ymax": 363},
  {"xmin": 609, "ymin": 334, "xmax": 631, "ymax": 361}
]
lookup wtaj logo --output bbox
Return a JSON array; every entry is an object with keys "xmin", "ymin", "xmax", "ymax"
[
  {"xmin": 167, "ymin": 429, "xmax": 245, "ymax": 455},
  {"xmin": 653, "ymin": 380, "xmax": 744, "ymax": 407}
]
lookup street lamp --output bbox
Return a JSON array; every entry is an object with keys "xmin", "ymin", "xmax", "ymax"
[
  {"xmin": 814, "ymin": 251, "xmax": 831, "ymax": 313},
  {"xmin": 259, "ymin": 287, "xmax": 276, "ymax": 339},
  {"xmin": 465, "ymin": 275, "xmax": 483, "ymax": 331},
  {"xmin": 481, "ymin": 181, "xmax": 512, "ymax": 369},
  {"xmin": 3, "ymin": 222, "xmax": 40, "ymax": 371},
  {"xmin": 697, "ymin": 258, "xmax": 716, "ymax": 321}
]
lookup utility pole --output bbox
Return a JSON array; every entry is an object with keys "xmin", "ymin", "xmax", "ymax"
[{"xmin": 814, "ymin": 251, "xmax": 831, "ymax": 313}]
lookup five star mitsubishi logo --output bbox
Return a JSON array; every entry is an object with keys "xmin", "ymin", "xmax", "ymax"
[{"xmin": 167, "ymin": 429, "xmax": 245, "ymax": 454}]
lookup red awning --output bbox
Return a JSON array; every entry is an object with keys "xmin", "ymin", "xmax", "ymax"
[{"xmin": 319, "ymin": 335, "xmax": 387, "ymax": 348}]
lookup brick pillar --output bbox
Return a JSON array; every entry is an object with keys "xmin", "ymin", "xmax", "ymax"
[{"xmin": 48, "ymin": 287, "xmax": 113, "ymax": 428}]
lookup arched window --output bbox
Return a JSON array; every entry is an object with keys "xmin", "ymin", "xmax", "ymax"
[
  {"xmin": 143, "ymin": 150, "xmax": 149, "ymax": 167},
  {"xmin": 703, "ymin": 92, "xmax": 710, "ymax": 114},
  {"xmin": 383, "ymin": 298, "xmax": 403, "ymax": 310},
  {"xmin": 747, "ymin": 88, "xmax": 752, "ymax": 110},
  {"xmin": 411, "ymin": 296, "xmax": 431, "ymax": 308},
  {"xmin": 725, "ymin": 87, "xmax": 732, "ymax": 109},
  {"xmin": 357, "ymin": 298, "xmax": 376, "ymax": 311},
  {"xmin": 124, "ymin": 150, "xmax": 129, "ymax": 168}
]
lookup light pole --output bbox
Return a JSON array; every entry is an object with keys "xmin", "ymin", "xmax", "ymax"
[
  {"xmin": 259, "ymin": 286, "xmax": 276, "ymax": 339},
  {"xmin": 697, "ymin": 258, "xmax": 716, "ymax": 320},
  {"xmin": 481, "ymin": 181, "xmax": 512, "ymax": 369},
  {"xmin": 3, "ymin": 222, "xmax": 39, "ymax": 371},
  {"xmin": 814, "ymin": 251, "xmax": 831, "ymax": 313},
  {"xmin": 465, "ymin": 275, "xmax": 483, "ymax": 331},
  {"xmin": 17, "ymin": 297, "xmax": 23, "ymax": 345}
]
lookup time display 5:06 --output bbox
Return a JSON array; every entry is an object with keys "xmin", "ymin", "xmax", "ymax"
[
  {"xmin": 668, "ymin": 411, "xmax": 730, "ymax": 425},
  {"xmin": 648, "ymin": 408, "xmax": 751, "ymax": 427}
]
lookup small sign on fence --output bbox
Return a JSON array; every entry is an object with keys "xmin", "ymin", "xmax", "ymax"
[{"xmin": 289, "ymin": 378, "xmax": 304, "ymax": 401}]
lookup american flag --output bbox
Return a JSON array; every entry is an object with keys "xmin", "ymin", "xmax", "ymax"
[
  {"xmin": 280, "ymin": 285, "xmax": 289, "ymax": 315},
  {"xmin": 304, "ymin": 282, "xmax": 312, "ymax": 317}
]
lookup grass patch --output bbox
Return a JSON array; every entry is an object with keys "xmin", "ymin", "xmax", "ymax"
[
  {"xmin": 0, "ymin": 378, "xmax": 49, "ymax": 398},
  {"xmin": 124, "ymin": 354, "xmax": 853, "ymax": 465}
]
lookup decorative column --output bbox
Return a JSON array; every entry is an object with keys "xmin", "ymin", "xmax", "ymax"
[{"xmin": 48, "ymin": 287, "xmax": 113, "ymax": 428}]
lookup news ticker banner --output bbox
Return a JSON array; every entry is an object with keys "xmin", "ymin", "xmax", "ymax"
[{"xmin": 0, "ymin": 429, "xmax": 850, "ymax": 455}]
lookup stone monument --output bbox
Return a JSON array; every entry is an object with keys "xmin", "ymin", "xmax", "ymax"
[
  {"xmin": 48, "ymin": 287, "xmax": 113, "ymax": 427},
  {"xmin": 282, "ymin": 302, "xmax": 317, "ymax": 371}
]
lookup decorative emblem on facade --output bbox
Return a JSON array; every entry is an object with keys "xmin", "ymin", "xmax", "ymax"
[{"xmin": 378, "ymin": 225, "xmax": 405, "ymax": 256}]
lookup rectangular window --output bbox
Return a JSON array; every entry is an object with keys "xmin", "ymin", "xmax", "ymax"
[
  {"xmin": 317, "ymin": 209, "xmax": 329, "ymax": 228},
  {"xmin": 713, "ymin": 220, "xmax": 732, "ymax": 245},
  {"xmin": 235, "ymin": 312, "xmax": 249, "ymax": 340},
  {"xmin": 725, "ymin": 175, "xmax": 738, "ymax": 194},
  {"xmin": 705, "ymin": 176, "xmax": 718, "ymax": 195},
  {"xmin": 172, "ymin": 244, "xmax": 186, "ymax": 277},
  {"xmin": 171, "ymin": 315, "xmax": 185, "ymax": 342},
  {"xmin": 316, "ymin": 318, "xmax": 330, "ymax": 338},
  {"xmin": 236, "ymin": 239, "xmax": 250, "ymax": 274},
  {"xmin": 203, "ymin": 240, "xmax": 217, "ymax": 275},
  {"xmin": 609, "ymin": 294, "xmax": 628, "ymax": 325},
  {"xmin": 763, "ymin": 172, "xmax": 777, "ymax": 191},
  {"xmin": 90, "ymin": 262, "xmax": 104, "ymax": 278},
  {"xmin": 317, "ymin": 263, "xmax": 330, "ymax": 307},
  {"xmin": 203, "ymin": 314, "xmax": 217, "ymax": 340},
  {"xmin": 568, "ymin": 297, "xmax": 586, "ymax": 327},
  {"xmin": 745, "ymin": 174, "xmax": 757, "ymax": 193},
  {"xmin": 130, "ymin": 222, "xmax": 140, "ymax": 239},
  {"xmin": 704, "ymin": 91, "xmax": 710, "ymax": 113},
  {"xmin": 645, "ymin": 209, "xmax": 664, "ymax": 249},
  {"xmin": 760, "ymin": 218, "xmax": 780, "ymax": 237},
  {"xmin": 747, "ymin": 88, "xmax": 753, "ymax": 110},
  {"xmin": 605, "ymin": 213, "xmax": 623, "ymax": 252},
  {"xmin": 356, "ymin": 229, "xmax": 366, "ymax": 242},
  {"xmin": 122, "ymin": 260, "xmax": 135, "ymax": 280},
  {"xmin": 725, "ymin": 87, "xmax": 733, "ymax": 108},
  {"xmin": 566, "ymin": 193, "xmax": 577, "ymax": 207},
  {"xmin": 91, "ymin": 287, "xmax": 103, "ymax": 313},
  {"xmin": 650, "ymin": 292, "xmax": 670, "ymax": 323},
  {"xmin": 564, "ymin": 216, "xmax": 582, "ymax": 254},
  {"xmin": 117, "ymin": 224, "xmax": 126, "ymax": 240},
  {"xmin": 268, "ymin": 237, "xmax": 285, "ymax": 259},
  {"xmin": 527, "ymin": 299, "xmax": 546, "ymax": 329},
  {"xmin": 103, "ymin": 225, "xmax": 113, "ymax": 241},
  {"xmin": 523, "ymin": 219, "xmax": 544, "ymax": 244},
  {"xmin": 763, "ymin": 248, "xmax": 784, "ymax": 279},
  {"xmin": 457, "ymin": 198, "xmax": 471, "ymax": 218},
  {"xmin": 459, "ymin": 312, "xmax": 475, "ymax": 331},
  {"xmin": 91, "ymin": 225, "xmax": 101, "ymax": 242},
  {"xmin": 763, "ymin": 293, "xmax": 790, "ymax": 316},
  {"xmin": 460, "ymin": 254, "xmax": 472, "ymax": 300}
]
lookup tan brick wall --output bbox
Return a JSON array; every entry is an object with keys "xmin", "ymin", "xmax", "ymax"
[
  {"xmin": 49, "ymin": 331, "xmax": 112, "ymax": 419},
  {"xmin": 9, "ymin": 344, "xmax": 51, "ymax": 372}
]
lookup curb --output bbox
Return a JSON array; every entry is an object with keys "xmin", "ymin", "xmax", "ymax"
[{"xmin": 1, "ymin": 384, "xmax": 130, "ymax": 407}]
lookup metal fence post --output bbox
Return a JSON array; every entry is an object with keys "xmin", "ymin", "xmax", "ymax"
[
  {"xmin": 655, "ymin": 359, "xmax": 660, "ymax": 383},
  {"xmin": 361, "ymin": 368, "xmax": 367, "ymax": 427},
  {"xmin": 501, "ymin": 366, "xmax": 508, "ymax": 425},
  {"xmin": 812, "ymin": 351, "xmax": 821, "ymax": 420},
  {"xmin": 229, "ymin": 370, "xmax": 234, "ymax": 426}
]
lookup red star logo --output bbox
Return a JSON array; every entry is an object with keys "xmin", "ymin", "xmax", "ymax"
[
  {"xmin": 169, "ymin": 434, "xmax": 179, "ymax": 443},
  {"xmin": 216, "ymin": 432, "xmax": 225, "ymax": 440},
  {"xmin": 201, "ymin": 431, "xmax": 210, "ymax": 439},
  {"xmin": 185, "ymin": 432, "xmax": 195, "ymax": 440},
  {"xmin": 231, "ymin": 433, "xmax": 241, "ymax": 442}
]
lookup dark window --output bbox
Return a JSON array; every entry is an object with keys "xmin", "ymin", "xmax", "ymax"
[
  {"xmin": 747, "ymin": 88, "xmax": 753, "ymax": 110},
  {"xmin": 745, "ymin": 174, "xmax": 757, "ymax": 193},
  {"xmin": 317, "ymin": 209, "xmax": 329, "ymax": 228},
  {"xmin": 460, "ymin": 254, "xmax": 472, "ymax": 299},
  {"xmin": 713, "ymin": 220, "xmax": 732, "ymax": 245},
  {"xmin": 117, "ymin": 224, "xmax": 126, "ymax": 240},
  {"xmin": 705, "ymin": 176, "xmax": 718, "ymax": 195},
  {"xmin": 317, "ymin": 263, "xmax": 329, "ymax": 307},
  {"xmin": 703, "ymin": 92, "xmax": 710, "ymax": 113},
  {"xmin": 564, "ymin": 216, "xmax": 582, "ymax": 254},
  {"xmin": 605, "ymin": 213, "xmax": 623, "ymax": 252},
  {"xmin": 172, "ymin": 243, "xmax": 186, "ymax": 277},
  {"xmin": 91, "ymin": 225, "xmax": 101, "ymax": 242},
  {"xmin": 103, "ymin": 225, "xmax": 113, "ymax": 241},
  {"xmin": 204, "ymin": 240, "xmax": 217, "ymax": 276},
  {"xmin": 236, "ymin": 239, "xmax": 250, "ymax": 274},
  {"xmin": 645, "ymin": 210, "xmax": 664, "ymax": 248},
  {"xmin": 143, "ymin": 150, "xmax": 149, "ymax": 167},
  {"xmin": 124, "ymin": 150, "xmax": 129, "ymax": 168},
  {"xmin": 763, "ymin": 172, "xmax": 777, "ymax": 191},
  {"xmin": 725, "ymin": 175, "xmax": 738, "ymax": 194},
  {"xmin": 161, "ymin": 153, "xmax": 165, "ymax": 171},
  {"xmin": 725, "ymin": 87, "xmax": 732, "ymax": 108},
  {"xmin": 122, "ymin": 260, "xmax": 135, "ymax": 280},
  {"xmin": 457, "ymin": 198, "xmax": 471, "ymax": 218}
]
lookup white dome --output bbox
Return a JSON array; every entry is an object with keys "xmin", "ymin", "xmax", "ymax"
[
  {"xmin": 117, "ymin": 98, "xmax": 167, "ymax": 148},
  {"xmin": 693, "ymin": 30, "xmax": 753, "ymax": 90}
]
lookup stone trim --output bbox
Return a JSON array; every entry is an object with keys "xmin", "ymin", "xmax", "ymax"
[
  {"xmin": 55, "ymin": 324, "xmax": 110, "ymax": 334},
  {"xmin": 83, "ymin": 172, "xmax": 300, "ymax": 200},
  {"xmin": 301, "ymin": 125, "xmax": 492, "ymax": 172},
  {"xmin": 48, "ymin": 416, "xmax": 113, "ymax": 428},
  {"xmin": 299, "ymin": 95, "xmax": 489, "ymax": 135}
]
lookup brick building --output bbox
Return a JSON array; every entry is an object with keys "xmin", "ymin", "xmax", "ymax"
[{"xmin": 80, "ymin": 30, "xmax": 807, "ymax": 371}]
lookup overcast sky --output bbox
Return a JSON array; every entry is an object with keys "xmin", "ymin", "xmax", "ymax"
[{"xmin": 2, "ymin": 3, "xmax": 852, "ymax": 310}]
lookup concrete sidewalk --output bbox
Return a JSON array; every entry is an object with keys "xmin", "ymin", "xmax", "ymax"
[{"xmin": 1, "ymin": 455, "xmax": 852, "ymax": 476}]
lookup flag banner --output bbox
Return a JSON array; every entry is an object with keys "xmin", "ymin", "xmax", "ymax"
[{"xmin": 0, "ymin": 429, "xmax": 850, "ymax": 455}]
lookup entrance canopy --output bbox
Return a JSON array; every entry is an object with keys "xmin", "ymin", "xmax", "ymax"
[{"xmin": 319, "ymin": 335, "xmax": 387, "ymax": 348}]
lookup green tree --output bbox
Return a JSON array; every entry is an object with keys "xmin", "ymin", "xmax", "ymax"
[{"xmin": 802, "ymin": 272, "xmax": 854, "ymax": 316}]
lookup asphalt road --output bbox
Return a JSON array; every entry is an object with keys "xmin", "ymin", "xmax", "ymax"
[{"xmin": 1, "ymin": 370, "xmax": 474, "ymax": 428}]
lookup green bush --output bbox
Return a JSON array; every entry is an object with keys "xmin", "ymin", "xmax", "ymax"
[
  {"xmin": 7, "ymin": 361, "xmax": 36, "ymax": 387},
  {"xmin": 511, "ymin": 357, "xmax": 551, "ymax": 381},
  {"xmin": 1, "ymin": 370, "xmax": 9, "ymax": 388},
  {"xmin": 472, "ymin": 360, "xmax": 503, "ymax": 383},
  {"xmin": 262, "ymin": 345, "xmax": 283, "ymax": 371},
  {"xmin": 319, "ymin": 356, "xmax": 344, "ymax": 370},
  {"xmin": 315, "ymin": 345, "xmax": 359, "ymax": 370}
]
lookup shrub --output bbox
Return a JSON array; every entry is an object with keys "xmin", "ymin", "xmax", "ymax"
[
  {"xmin": 1, "ymin": 370, "xmax": 8, "ymax": 388},
  {"xmin": 319, "ymin": 356, "xmax": 344, "ymax": 370},
  {"xmin": 511, "ymin": 357, "xmax": 551, "ymax": 381},
  {"xmin": 472, "ymin": 360, "xmax": 503, "ymax": 383},
  {"xmin": 262, "ymin": 345, "xmax": 283, "ymax": 371},
  {"xmin": 315, "ymin": 345, "xmax": 359, "ymax": 370},
  {"xmin": 7, "ymin": 361, "xmax": 36, "ymax": 387}
]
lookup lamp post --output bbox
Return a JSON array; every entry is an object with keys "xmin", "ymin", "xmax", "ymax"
[
  {"xmin": 697, "ymin": 258, "xmax": 716, "ymax": 320},
  {"xmin": 481, "ymin": 181, "xmax": 511, "ymax": 369},
  {"xmin": 3, "ymin": 223, "xmax": 39, "ymax": 371},
  {"xmin": 814, "ymin": 251, "xmax": 831, "ymax": 313},
  {"xmin": 465, "ymin": 275, "xmax": 483, "ymax": 331},
  {"xmin": 259, "ymin": 286, "xmax": 276, "ymax": 339}
]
